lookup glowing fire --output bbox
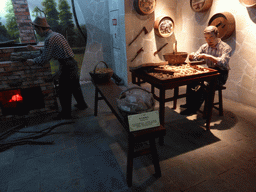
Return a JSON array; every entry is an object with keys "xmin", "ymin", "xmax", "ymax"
[{"xmin": 9, "ymin": 94, "xmax": 23, "ymax": 102}]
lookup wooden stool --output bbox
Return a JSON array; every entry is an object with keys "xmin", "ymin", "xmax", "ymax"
[
  {"xmin": 203, "ymin": 85, "xmax": 226, "ymax": 116},
  {"xmin": 212, "ymin": 85, "xmax": 226, "ymax": 116}
]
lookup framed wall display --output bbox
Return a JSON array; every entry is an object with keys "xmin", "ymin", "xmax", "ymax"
[
  {"xmin": 154, "ymin": 16, "xmax": 174, "ymax": 38},
  {"xmin": 190, "ymin": 0, "xmax": 213, "ymax": 12},
  {"xmin": 239, "ymin": 0, "xmax": 256, "ymax": 7},
  {"xmin": 134, "ymin": 0, "xmax": 156, "ymax": 15},
  {"xmin": 208, "ymin": 12, "xmax": 235, "ymax": 40}
]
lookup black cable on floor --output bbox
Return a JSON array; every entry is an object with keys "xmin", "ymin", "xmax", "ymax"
[{"xmin": 0, "ymin": 120, "xmax": 75, "ymax": 152}]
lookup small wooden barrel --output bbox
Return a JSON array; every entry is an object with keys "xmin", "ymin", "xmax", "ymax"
[
  {"xmin": 154, "ymin": 16, "xmax": 174, "ymax": 38},
  {"xmin": 208, "ymin": 12, "xmax": 235, "ymax": 40},
  {"xmin": 133, "ymin": 0, "xmax": 156, "ymax": 15},
  {"xmin": 190, "ymin": 0, "xmax": 213, "ymax": 12},
  {"xmin": 239, "ymin": 0, "xmax": 256, "ymax": 7}
]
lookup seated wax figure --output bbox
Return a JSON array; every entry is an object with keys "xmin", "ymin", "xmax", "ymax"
[{"xmin": 180, "ymin": 25, "xmax": 232, "ymax": 115}]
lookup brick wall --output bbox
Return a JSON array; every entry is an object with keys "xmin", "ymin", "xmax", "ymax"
[
  {"xmin": 0, "ymin": 1, "xmax": 57, "ymax": 121},
  {"xmin": 12, "ymin": 0, "xmax": 36, "ymax": 43},
  {"xmin": 0, "ymin": 49, "xmax": 14, "ymax": 62}
]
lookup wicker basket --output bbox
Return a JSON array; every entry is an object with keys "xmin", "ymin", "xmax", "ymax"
[
  {"xmin": 89, "ymin": 61, "xmax": 113, "ymax": 84},
  {"xmin": 163, "ymin": 52, "xmax": 188, "ymax": 65},
  {"xmin": 117, "ymin": 87, "xmax": 155, "ymax": 116}
]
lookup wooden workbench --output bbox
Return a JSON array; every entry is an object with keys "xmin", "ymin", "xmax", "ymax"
[
  {"xmin": 91, "ymin": 78, "xmax": 166, "ymax": 187},
  {"xmin": 130, "ymin": 66, "xmax": 219, "ymax": 131}
]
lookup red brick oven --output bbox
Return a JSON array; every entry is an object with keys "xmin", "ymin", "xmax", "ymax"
[
  {"xmin": 0, "ymin": 0, "xmax": 58, "ymax": 122},
  {"xmin": 0, "ymin": 47, "xmax": 58, "ymax": 122}
]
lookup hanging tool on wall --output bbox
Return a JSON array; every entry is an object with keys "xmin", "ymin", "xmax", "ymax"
[
  {"xmin": 154, "ymin": 43, "xmax": 168, "ymax": 56},
  {"xmin": 128, "ymin": 27, "xmax": 148, "ymax": 46},
  {"xmin": 131, "ymin": 47, "xmax": 144, "ymax": 62}
]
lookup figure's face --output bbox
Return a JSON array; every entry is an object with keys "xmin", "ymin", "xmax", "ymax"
[
  {"xmin": 204, "ymin": 32, "xmax": 218, "ymax": 48},
  {"xmin": 34, "ymin": 26, "xmax": 44, "ymax": 37}
]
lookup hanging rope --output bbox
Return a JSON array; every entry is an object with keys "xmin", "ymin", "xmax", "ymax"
[{"xmin": 71, "ymin": 0, "xmax": 87, "ymax": 49}]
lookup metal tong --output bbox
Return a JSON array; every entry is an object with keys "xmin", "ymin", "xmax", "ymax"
[
  {"xmin": 154, "ymin": 43, "xmax": 168, "ymax": 56},
  {"xmin": 128, "ymin": 27, "xmax": 148, "ymax": 46}
]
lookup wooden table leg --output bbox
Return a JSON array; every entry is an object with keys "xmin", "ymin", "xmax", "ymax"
[
  {"xmin": 173, "ymin": 87, "xmax": 179, "ymax": 109},
  {"xmin": 205, "ymin": 79, "xmax": 217, "ymax": 130},
  {"xmin": 149, "ymin": 138, "xmax": 161, "ymax": 177},
  {"xmin": 151, "ymin": 84, "xmax": 155, "ymax": 95},
  {"xmin": 151, "ymin": 85, "xmax": 165, "ymax": 146},
  {"xmin": 138, "ymin": 77, "xmax": 141, "ymax": 86},
  {"xmin": 131, "ymin": 73, "xmax": 136, "ymax": 84},
  {"xmin": 127, "ymin": 137, "xmax": 135, "ymax": 187},
  {"xmin": 159, "ymin": 88, "xmax": 166, "ymax": 145},
  {"xmin": 94, "ymin": 88, "xmax": 99, "ymax": 116}
]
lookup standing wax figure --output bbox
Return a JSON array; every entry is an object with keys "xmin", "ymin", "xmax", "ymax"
[
  {"xmin": 180, "ymin": 25, "xmax": 232, "ymax": 115},
  {"xmin": 26, "ymin": 17, "xmax": 88, "ymax": 119}
]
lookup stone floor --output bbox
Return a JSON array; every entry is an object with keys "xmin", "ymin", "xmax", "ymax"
[{"xmin": 0, "ymin": 81, "xmax": 256, "ymax": 192}]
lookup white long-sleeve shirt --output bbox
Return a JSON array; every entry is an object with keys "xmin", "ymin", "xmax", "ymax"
[{"xmin": 193, "ymin": 39, "xmax": 232, "ymax": 71}]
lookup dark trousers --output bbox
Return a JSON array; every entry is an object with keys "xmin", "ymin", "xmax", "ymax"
[
  {"xmin": 58, "ymin": 58, "xmax": 87, "ymax": 116},
  {"xmin": 185, "ymin": 69, "xmax": 228, "ymax": 111},
  {"xmin": 186, "ymin": 82, "xmax": 205, "ymax": 111}
]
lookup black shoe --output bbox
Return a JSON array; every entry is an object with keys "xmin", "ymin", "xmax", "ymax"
[
  {"xmin": 180, "ymin": 109, "xmax": 197, "ymax": 115},
  {"xmin": 74, "ymin": 103, "xmax": 88, "ymax": 110},
  {"xmin": 53, "ymin": 113, "xmax": 73, "ymax": 120},
  {"xmin": 180, "ymin": 104, "xmax": 189, "ymax": 108}
]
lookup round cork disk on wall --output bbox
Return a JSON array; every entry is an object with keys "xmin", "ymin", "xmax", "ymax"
[
  {"xmin": 154, "ymin": 16, "xmax": 174, "ymax": 38},
  {"xmin": 133, "ymin": 0, "xmax": 156, "ymax": 15},
  {"xmin": 190, "ymin": 0, "xmax": 213, "ymax": 12},
  {"xmin": 208, "ymin": 12, "xmax": 236, "ymax": 40},
  {"xmin": 239, "ymin": 0, "xmax": 256, "ymax": 7}
]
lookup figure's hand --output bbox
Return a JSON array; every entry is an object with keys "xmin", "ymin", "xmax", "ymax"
[
  {"xmin": 52, "ymin": 71, "xmax": 60, "ymax": 81},
  {"xmin": 197, "ymin": 53, "xmax": 208, "ymax": 60},
  {"xmin": 25, "ymin": 59, "xmax": 34, "ymax": 65},
  {"xmin": 27, "ymin": 45, "xmax": 37, "ymax": 51},
  {"xmin": 189, "ymin": 52, "xmax": 196, "ymax": 60}
]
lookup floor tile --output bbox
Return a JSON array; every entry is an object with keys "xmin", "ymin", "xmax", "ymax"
[{"xmin": 7, "ymin": 171, "xmax": 40, "ymax": 192}]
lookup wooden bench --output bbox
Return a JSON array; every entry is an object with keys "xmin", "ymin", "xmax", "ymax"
[{"xmin": 91, "ymin": 79, "xmax": 166, "ymax": 187}]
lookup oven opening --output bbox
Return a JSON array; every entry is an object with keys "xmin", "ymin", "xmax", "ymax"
[{"xmin": 0, "ymin": 87, "xmax": 45, "ymax": 116}]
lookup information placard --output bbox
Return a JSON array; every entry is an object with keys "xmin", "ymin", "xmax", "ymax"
[{"xmin": 128, "ymin": 110, "xmax": 160, "ymax": 132}]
